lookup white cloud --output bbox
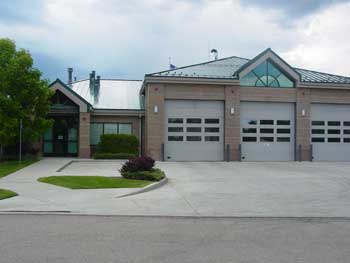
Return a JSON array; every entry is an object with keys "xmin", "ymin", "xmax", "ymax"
[
  {"xmin": 282, "ymin": 2, "xmax": 350, "ymax": 76},
  {"xmin": 0, "ymin": 0, "xmax": 349, "ymax": 79}
]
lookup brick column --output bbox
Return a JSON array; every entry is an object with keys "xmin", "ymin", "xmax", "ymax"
[
  {"xmin": 79, "ymin": 112, "xmax": 91, "ymax": 158},
  {"xmin": 225, "ymin": 85, "xmax": 241, "ymax": 161},
  {"xmin": 296, "ymin": 88, "xmax": 311, "ymax": 161},
  {"xmin": 145, "ymin": 84, "xmax": 165, "ymax": 160}
]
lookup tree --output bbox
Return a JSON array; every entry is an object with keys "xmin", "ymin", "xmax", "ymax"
[{"xmin": 0, "ymin": 38, "xmax": 53, "ymax": 159}]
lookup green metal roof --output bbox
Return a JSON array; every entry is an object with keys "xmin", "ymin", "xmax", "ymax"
[{"xmin": 147, "ymin": 54, "xmax": 350, "ymax": 85}]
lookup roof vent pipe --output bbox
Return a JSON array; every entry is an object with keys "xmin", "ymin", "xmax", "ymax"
[
  {"xmin": 68, "ymin": 67, "xmax": 73, "ymax": 85},
  {"xmin": 211, "ymin": 49, "xmax": 218, "ymax": 60},
  {"xmin": 96, "ymin": 75, "xmax": 101, "ymax": 89}
]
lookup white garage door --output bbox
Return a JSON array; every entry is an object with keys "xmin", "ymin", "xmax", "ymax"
[
  {"xmin": 311, "ymin": 104, "xmax": 350, "ymax": 161},
  {"xmin": 164, "ymin": 100, "xmax": 224, "ymax": 161},
  {"xmin": 240, "ymin": 102, "xmax": 295, "ymax": 161}
]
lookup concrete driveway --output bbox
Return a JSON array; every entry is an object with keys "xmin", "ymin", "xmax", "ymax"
[{"xmin": 1, "ymin": 159, "xmax": 350, "ymax": 217}]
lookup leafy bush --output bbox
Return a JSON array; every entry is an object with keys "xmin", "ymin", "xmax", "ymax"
[
  {"xmin": 97, "ymin": 134, "xmax": 139, "ymax": 155},
  {"xmin": 121, "ymin": 168, "xmax": 165, "ymax": 182},
  {"xmin": 93, "ymin": 152, "xmax": 136, "ymax": 160},
  {"xmin": 120, "ymin": 157, "xmax": 155, "ymax": 173}
]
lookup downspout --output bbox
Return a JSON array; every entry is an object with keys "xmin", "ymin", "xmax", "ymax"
[{"xmin": 138, "ymin": 113, "xmax": 142, "ymax": 157}]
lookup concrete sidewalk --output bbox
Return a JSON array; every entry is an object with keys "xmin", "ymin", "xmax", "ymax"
[{"xmin": 2, "ymin": 159, "xmax": 350, "ymax": 217}]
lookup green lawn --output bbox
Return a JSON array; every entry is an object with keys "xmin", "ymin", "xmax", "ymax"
[
  {"xmin": 0, "ymin": 189, "xmax": 18, "ymax": 200},
  {"xmin": 0, "ymin": 159, "xmax": 38, "ymax": 178},
  {"xmin": 38, "ymin": 176, "xmax": 152, "ymax": 189}
]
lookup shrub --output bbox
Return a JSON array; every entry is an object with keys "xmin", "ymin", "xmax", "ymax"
[
  {"xmin": 97, "ymin": 134, "xmax": 139, "ymax": 155},
  {"xmin": 121, "ymin": 168, "xmax": 165, "ymax": 182},
  {"xmin": 93, "ymin": 153, "xmax": 136, "ymax": 160},
  {"xmin": 120, "ymin": 157, "xmax": 155, "ymax": 173}
]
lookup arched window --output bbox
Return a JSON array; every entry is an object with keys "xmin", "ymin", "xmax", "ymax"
[{"xmin": 240, "ymin": 60, "xmax": 294, "ymax": 88}]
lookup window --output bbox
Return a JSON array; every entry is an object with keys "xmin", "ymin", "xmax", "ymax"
[
  {"xmin": 90, "ymin": 123, "xmax": 103, "ymax": 145},
  {"xmin": 312, "ymin": 129, "xmax": 325, "ymax": 134},
  {"xmin": 168, "ymin": 127, "xmax": 183, "ymax": 132},
  {"xmin": 260, "ymin": 120, "xmax": 274, "ymax": 125},
  {"xmin": 344, "ymin": 121, "xmax": 350, "ymax": 126},
  {"xmin": 277, "ymin": 137, "xmax": 290, "ymax": 142},
  {"xmin": 344, "ymin": 138, "xmax": 350, "ymax": 143},
  {"xmin": 277, "ymin": 120, "xmax": 290, "ymax": 125},
  {"xmin": 205, "ymin": 136, "xmax": 220, "ymax": 142},
  {"xmin": 312, "ymin": 138, "xmax": 325, "ymax": 143},
  {"xmin": 312, "ymin": 121, "xmax": 325, "ymax": 126},
  {"xmin": 260, "ymin": 137, "xmax": 274, "ymax": 142},
  {"xmin": 168, "ymin": 136, "xmax": 183, "ymax": 141},
  {"xmin": 243, "ymin": 137, "xmax": 257, "ymax": 142},
  {"xmin": 328, "ymin": 121, "xmax": 341, "ymax": 126},
  {"xmin": 187, "ymin": 136, "xmax": 201, "ymax": 142},
  {"xmin": 168, "ymin": 118, "xmax": 183, "ymax": 124},
  {"xmin": 187, "ymin": 118, "xmax": 201, "ymax": 124},
  {"xmin": 344, "ymin": 130, "xmax": 350, "ymax": 135},
  {"xmin": 104, "ymin": 123, "xmax": 118, "ymax": 134},
  {"xmin": 243, "ymin": 119, "xmax": 257, "ymax": 125},
  {"xmin": 90, "ymin": 123, "xmax": 132, "ymax": 145},
  {"xmin": 205, "ymin": 119, "xmax": 220, "ymax": 124},
  {"xmin": 119, "ymin": 124, "xmax": 132, "ymax": 134},
  {"xmin": 328, "ymin": 138, "xmax": 341, "ymax": 143},
  {"xmin": 240, "ymin": 60, "xmax": 294, "ymax": 88},
  {"xmin": 277, "ymin": 129, "xmax": 290, "ymax": 134},
  {"xmin": 260, "ymin": 128, "xmax": 274, "ymax": 134},
  {"xmin": 328, "ymin": 129, "xmax": 340, "ymax": 134},
  {"xmin": 205, "ymin": 127, "xmax": 220, "ymax": 133},
  {"xmin": 242, "ymin": 128, "xmax": 257, "ymax": 133},
  {"xmin": 187, "ymin": 127, "xmax": 201, "ymax": 133}
]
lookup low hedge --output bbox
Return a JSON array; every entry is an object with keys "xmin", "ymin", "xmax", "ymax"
[
  {"xmin": 121, "ymin": 168, "xmax": 165, "ymax": 182},
  {"xmin": 93, "ymin": 153, "xmax": 136, "ymax": 160},
  {"xmin": 97, "ymin": 134, "xmax": 139, "ymax": 155}
]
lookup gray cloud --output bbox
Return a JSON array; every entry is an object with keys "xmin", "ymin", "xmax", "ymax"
[{"xmin": 241, "ymin": 0, "xmax": 350, "ymax": 17}]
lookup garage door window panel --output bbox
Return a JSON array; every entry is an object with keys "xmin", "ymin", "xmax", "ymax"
[
  {"xmin": 261, "ymin": 137, "xmax": 274, "ymax": 142},
  {"xmin": 328, "ymin": 121, "xmax": 341, "ymax": 126},
  {"xmin": 344, "ymin": 121, "xmax": 350, "ymax": 126},
  {"xmin": 277, "ymin": 137, "xmax": 290, "ymax": 142},
  {"xmin": 187, "ymin": 136, "xmax": 202, "ymax": 142},
  {"xmin": 243, "ymin": 128, "xmax": 257, "ymax": 133},
  {"xmin": 328, "ymin": 129, "xmax": 341, "ymax": 135},
  {"xmin": 168, "ymin": 136, "xmax": 183, "ymax": 141},
  {"xmin": 205, "ymin": 136, "xmax": 220, "ymax": 142},
  {"xmin": 168, "ymin": 118, "xmax": 183, "ymax": 124},
  {"xmin": 260, "ymin": 120, "xmax": 274, "ymax": 125},
  {"xmin": 312, "ymin": 137, "xmax": 325, "ymax": 143},
  {"xmin": 277, "ymin": 128, "xmax": 291, "ymax": 134},
  {"xmin": 168, "ymin": 127, "xmax": 183, "ymax": 133},
  {"xmin": 312, "ymin": 129, "xmax": 325, "ymax": 134},
  {"xmin": 187, "ymin": 118, "xmax": 201, "ymax": 124},
  {"xmin": 312, "ymin": 121, "xmax": 325, "ymax": 126},
  {"xmin": 328, "ymin": 138, "xmax": 341, "ymax": 143},
  {"xmin": 277, "ymin": 120, "xmax": 290, "ymax": 125},
  {"xmin": 205, "ymin": 119, "xmax": 220, "ymax": 124},
  {"xmin": 205, "ymin": 127, "xmax": 220, "ymax": 133},
  {"xmin": 243, "ymin": 137, "xmax": 257, "ymax": 142},
  {"xmin": 260, "ymin": 128, "xmax": 274, "ymax": 134},
  {"xmin": 344, "ymin": 138, "xmax": 350, "ymax": 143},
  {"xmin": 187, "ymin": 127, "xmax": 201, "ymax": 133}
]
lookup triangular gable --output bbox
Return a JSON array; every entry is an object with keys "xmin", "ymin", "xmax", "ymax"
[
  {"xmin": 49, "ymin": 79, "xmax": 92, "ymax": 113},
  {"xmin": 237, "ymin": 48, "xmax": 301, "ymax": 84}
]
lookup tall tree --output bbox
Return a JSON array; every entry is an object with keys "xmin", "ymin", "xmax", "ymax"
[{"xmin": 0, "ymin": 38, "xmax": 53, "ymax": 159}]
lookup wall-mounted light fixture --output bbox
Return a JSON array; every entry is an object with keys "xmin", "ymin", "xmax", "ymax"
[
  {"xmin": 301, "ymin": 109, "xmax": 306, "ymax": 116},
  {"xmin": 154, "ymin": 105, "xmax": 158, "ymax": 113},
  {"xmin": 230, "ymin": 106, "xmax": 235, "ymax": 115}
]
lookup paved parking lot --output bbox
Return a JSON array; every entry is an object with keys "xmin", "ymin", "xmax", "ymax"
[{"xmin": 1, "ymin": 159, "xmax": 350, "ymax": 217}]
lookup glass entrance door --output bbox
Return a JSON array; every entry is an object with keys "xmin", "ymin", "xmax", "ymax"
[{"xmin": 43, "ymin": 116, "xmax": 78, "ymax": 157}]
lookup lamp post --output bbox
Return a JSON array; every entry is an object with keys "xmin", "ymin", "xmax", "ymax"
[{"xmin": 19, "ymin": 119, "xmax": 22, "ymax": 163}]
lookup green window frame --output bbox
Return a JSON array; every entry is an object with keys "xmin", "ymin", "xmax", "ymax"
[
  {"xmin": 90, "ymin": 122, "xmax": 133, "ymax": 145},
  {"xmin": 240, "ymin": 60, "xmax": 295, "ymax": 88}
]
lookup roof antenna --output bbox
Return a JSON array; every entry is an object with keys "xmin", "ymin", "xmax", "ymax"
[
  {"xmin": 211, "ymin": 49, "xmax": 218, "ymax": 60},
  {"xmin": 169, "ymin": 57, "xmax": 176, "ymax": 70}
]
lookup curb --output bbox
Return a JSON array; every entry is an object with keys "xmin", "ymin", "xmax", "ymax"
[{"xmin": 116, "ymin": 177, "xmax": 168, "ymax": 198}]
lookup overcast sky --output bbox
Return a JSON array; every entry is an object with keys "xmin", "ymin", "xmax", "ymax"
[{"xmin": 1, "ymin": 0, "xmax": 350, "ymax": 81}]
